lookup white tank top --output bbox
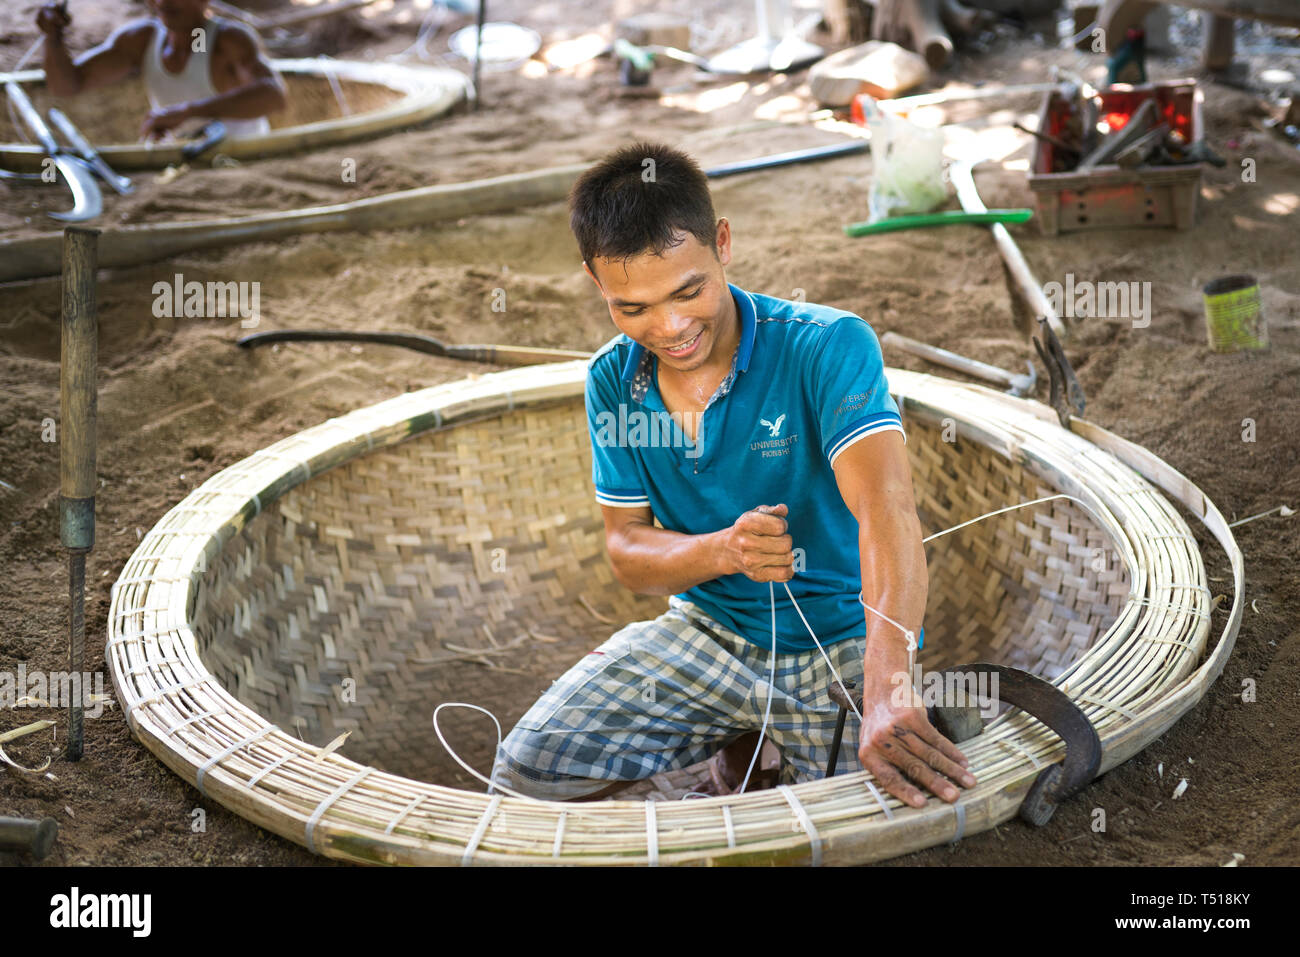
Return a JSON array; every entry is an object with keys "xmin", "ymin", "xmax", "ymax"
[{"xmin": 142, "ymin": 17, "xmax": 271, "ymax": 140}]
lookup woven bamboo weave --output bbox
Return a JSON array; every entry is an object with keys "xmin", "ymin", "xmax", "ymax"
[{"xmin": 106, "ymin": 362, "xmax": 1243, "ymax": 865}]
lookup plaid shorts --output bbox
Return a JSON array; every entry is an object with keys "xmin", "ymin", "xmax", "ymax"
[{"xmin": 491, "ymin": 595, "xmax": 866, "ymax": 800}]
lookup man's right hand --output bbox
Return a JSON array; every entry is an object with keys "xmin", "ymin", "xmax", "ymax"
[
  {"xmin": 720, "ymin": 503, "xmax": 794, "ymax": 583},
  {"xmin": 36, "ymin": 3, "xmax": 71, "ymax": 38}
]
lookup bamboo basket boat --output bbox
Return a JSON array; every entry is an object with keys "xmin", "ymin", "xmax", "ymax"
[
  {"xmin": 106, "ymin": 361, "xmax": 1243, "ymax": 865},
  {"xmin": 0, "ymin": 59, "xmax": 468, "ymax": 173}
]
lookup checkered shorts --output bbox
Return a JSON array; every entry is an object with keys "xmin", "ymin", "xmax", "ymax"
[{"xmin": 491, "ymin": 595, "xmax": 866, "ymax": 800}]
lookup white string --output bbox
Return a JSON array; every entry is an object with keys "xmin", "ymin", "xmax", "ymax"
[
  {"xmin": 784, "ymin": 581, "xmax": 865, "ymax": 725},
  {"xmin": 776, "ymin": 495, "xmax": 1098, "ymax": 756},
  {"xmin": 317, "ymin": 56, "xmax": 351, "ymax": 117},
  {"xmin": 427, "ymin": 493, "xmax": 1091, "ymax": 819},
  {"xmin": 921, "ymin": 493, "xmax": 1083, "ymax": 544},
  {"xmin": 387, "ymin": 1, "xmax": 454, "ymax": 65},
  {"xmin": 735, "ymin": 581, "xmax": 777, "ymax": 795},
  {"xmin": 855, "ymin": 591, "xmax": 917, "ymax": 677},
  {"xmin": 431, "ymin": 702, "xmax": 558, "ymax": 805}
]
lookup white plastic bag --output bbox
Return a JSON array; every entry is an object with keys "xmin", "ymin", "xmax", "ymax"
[{"xmin": 860, "ymin": 97, "xmax": 948, "ymax": 223}]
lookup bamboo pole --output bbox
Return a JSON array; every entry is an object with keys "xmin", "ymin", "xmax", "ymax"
[
  {"xmin": 949, "ymin": 158, "xmax": 1067, "ymax": 339},
  {"xmin": 0, "ymin": 164, "xmax": 586, "ymax": 284}
]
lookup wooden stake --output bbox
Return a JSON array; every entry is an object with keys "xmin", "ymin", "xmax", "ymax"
[{"xmin": 60, "ymin": 226, "xmax": 99, "ymax": 762}]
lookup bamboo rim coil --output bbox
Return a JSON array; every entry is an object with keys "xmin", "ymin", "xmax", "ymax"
[
  {"xmin": 0, "ymin": 59, "xmax": 469, "ymax": 173},
  {"xmin": 105, "ymin": 362, "xmax": 1243, "ymax": 865}
]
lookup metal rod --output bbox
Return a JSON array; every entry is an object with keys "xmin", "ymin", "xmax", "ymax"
[
  {"xmin": 705, "ymin": 140, "xmax": 868, "ymax": 179},
  {"xmin": 67, "ymin": 552, "xmax": 85, "ymax": 760},
  {"xmin": 825, "ymin": 706, "xmax": 848, "ymax": 778},
  {"xmin": 60, "ymin": 225, "xmax": 99, "ymax": 762},
  {"xmin": 472, "ymin": 0, "xmax": 486, "ymax": 111},
  {"xmin": 1013, "ymin": 121, "xmax": 1080, "ymax": 156}
]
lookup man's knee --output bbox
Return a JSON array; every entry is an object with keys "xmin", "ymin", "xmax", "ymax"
[{"xmin": 491, "ymin": 733, "xmax": 619, "ymax": 802}]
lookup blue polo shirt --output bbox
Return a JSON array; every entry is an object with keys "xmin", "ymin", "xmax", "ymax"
[{"xmin": 585, "ymin": 282, "xmax": 915, "ymax": 655}]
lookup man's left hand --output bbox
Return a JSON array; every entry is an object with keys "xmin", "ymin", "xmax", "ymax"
[{"xmin": 856, "ymin": 672, "xmax": 976, "ymax": 808}]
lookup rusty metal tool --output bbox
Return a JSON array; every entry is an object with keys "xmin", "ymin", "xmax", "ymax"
[
  {"xmin": 181, "ymin": 120, "xmax": 228, "ymax": 161},
  {"xmin": 1033, "ymin": 316, "xmax": 1085, "ymax": 428},
  {"xmin": 882, "ymin": 331, "xmax": 1037, "ymax": 397},
  {"xmin": 1013, "ymin": 121, "xmax": 1081, "ymax": 158},
  {"xmin": 826, "ymin": 677, "xmax": 984, "ymax": 780},
  {"xmin": 826, "ymin": 663, "xmax": 1101, "ymax": 827}
]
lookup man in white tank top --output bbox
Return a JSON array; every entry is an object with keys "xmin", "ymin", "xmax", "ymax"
[{"xmin": 36, "ymin": 0, "xmax": 286, "ymax": 142}]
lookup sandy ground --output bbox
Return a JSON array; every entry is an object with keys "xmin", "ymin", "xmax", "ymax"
[{"xmin": 1, "ymin": 1, "xmax": 1299, "ymax": 866}]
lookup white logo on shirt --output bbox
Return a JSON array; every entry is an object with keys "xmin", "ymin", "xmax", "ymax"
[{"xmin": 760, "ymin": 414, "xmax": 786, "ymax": 437}]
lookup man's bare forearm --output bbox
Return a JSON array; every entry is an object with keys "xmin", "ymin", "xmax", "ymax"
[
  {"xmin": 41, "ymin": 33, "xmax": 83, "ymax": 96},
  {"xmin": 607, "ymin": 522, "xmax": 731, "ymax": 596},
  {"xmin": 179, "ymin": 78, "xmax": 287, "ymax": 122},
  {"xmin": 858, "ymin": 503, "xmax": 928, "ymax": 688}
]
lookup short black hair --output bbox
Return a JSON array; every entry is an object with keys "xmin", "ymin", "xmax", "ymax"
[{"xmin": 568, "ymin": 141, "xmax": 718, "ymax": 272}]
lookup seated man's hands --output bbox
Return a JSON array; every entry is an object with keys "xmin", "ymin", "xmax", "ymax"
[
  {"xmin": 141, "ymin": 101, "xmax": 194, "ymax": 141},
  {"xmin": 857, "ymin": 663, "xmax": 977, "ymax": 808},
  {"xmin": 721, "ymin": 503, "xmax": 794, "ymax": 583}
]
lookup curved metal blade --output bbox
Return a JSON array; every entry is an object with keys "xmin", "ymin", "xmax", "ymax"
[{"xmin": 46, "ymin": 156, "xmax": 103, "ymax": 223}]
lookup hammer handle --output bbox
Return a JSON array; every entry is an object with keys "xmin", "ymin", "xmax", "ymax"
[{"xmin": 882, "ymin": 332, "xmax": 1018, "ymax": 389}]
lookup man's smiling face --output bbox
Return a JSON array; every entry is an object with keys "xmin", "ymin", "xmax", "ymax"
[{"xmin": 585, "ymin": 219, "xmax": 734, "ymax": 375}]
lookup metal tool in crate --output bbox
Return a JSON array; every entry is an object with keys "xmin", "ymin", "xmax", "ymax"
[{"xmin": 1025, "ymin": 80, "xmax": 1219, "ymax": 235}]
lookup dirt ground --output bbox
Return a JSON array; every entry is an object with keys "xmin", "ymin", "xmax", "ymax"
[{"xmin": 1, "ymin": 1, "xmax": 1298, "ymax": 867}]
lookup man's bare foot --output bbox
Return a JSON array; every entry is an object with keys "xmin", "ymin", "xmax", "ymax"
[{"xmin": 691, "ymin": 733, "xmax": 781, "ymax": 795}]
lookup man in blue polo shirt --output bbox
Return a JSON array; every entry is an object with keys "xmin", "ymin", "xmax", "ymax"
[{"xmin": 491, "ymin": 141, "xmax": 976, "ymax": 807}]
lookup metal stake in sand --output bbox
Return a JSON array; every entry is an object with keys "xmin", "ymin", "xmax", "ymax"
[
  {"xmin": 60, "ymin": 226, "xmax": 99, "ymax": 762},
  {"xmin": 472, "ymin": 0, "xmax": 486, "ymax": 111}
]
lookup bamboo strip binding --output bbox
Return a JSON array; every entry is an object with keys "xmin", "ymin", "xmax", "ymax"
[{"xmin": 105, "ymin": 362, "xmax": 1243, "ymax": 865}]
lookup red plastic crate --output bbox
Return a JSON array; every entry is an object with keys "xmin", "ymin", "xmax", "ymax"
[{"xmin": 1027, "ymin": 79, "xmax": 1206, "ymax": 235}]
